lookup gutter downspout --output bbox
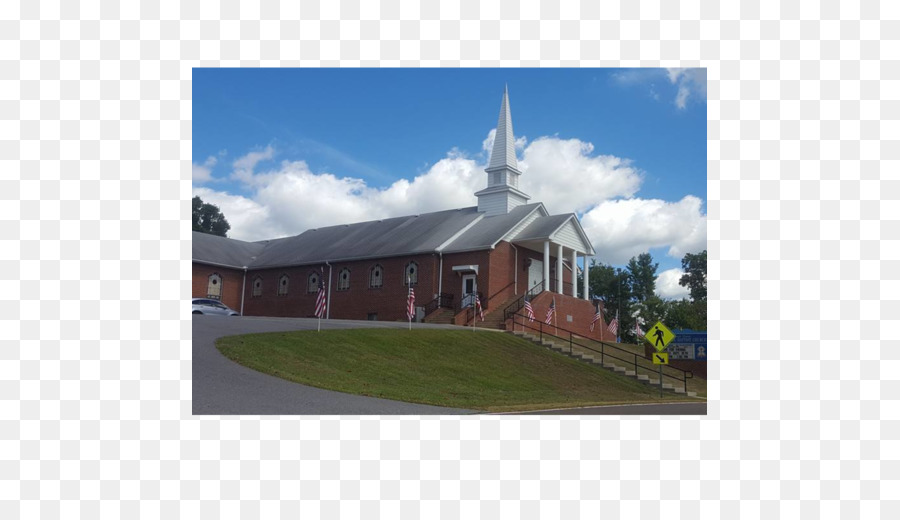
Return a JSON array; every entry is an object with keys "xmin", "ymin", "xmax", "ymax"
[
  {"xmin": 325, "ymin": 261, "xmax": 332, "ymax": 319},
  {"xmin": 240, "ymin": 266, "xmax": 247, "ymax": 316},
  {"xmin": 510, "ymin": 243, "xmax": 518, "ymax": 295},
  {"xmin": 437, "ymin": 251, "xmax": 443, "ymax": 299}
]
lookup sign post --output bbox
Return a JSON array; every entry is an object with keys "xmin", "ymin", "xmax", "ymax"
[{"xmin": 645, "ymin": 321, "xmax": 675, "ymax": 397}]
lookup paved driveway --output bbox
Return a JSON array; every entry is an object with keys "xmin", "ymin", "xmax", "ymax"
[{"xmin": 193, "ymin": 315, "xmax": 477, "ymax": 415}]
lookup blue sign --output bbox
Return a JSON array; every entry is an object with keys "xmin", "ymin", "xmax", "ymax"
[{"xmin": 670, "ymin": 330, "xmax": 707, "ymax": 360}]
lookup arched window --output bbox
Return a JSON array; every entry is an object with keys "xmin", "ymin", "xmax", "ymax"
[
  {"xmin": 207, "ymin": 273, "xmax": 222, "ymax": 299},
  {"xmin": 369, "ymin": 264, "xmax": 383, "ymax": 288},
  {"xmin": 252, "ymin": 276, "xmax": 262, "ymax": 297},
  {"xmin": 277, "ymin": 274, "xmax": 290, "ymax": 296},
  {"xmin": 404, "ymin": 261, "xmax": 418, "ymax": 286},
  {"xmin": 337, "ymin": 268, "xmax": 351, "ymax": 291},
  {"xmin": 307, "ymin": 271, "xmax": 321, "ymax": 293}
]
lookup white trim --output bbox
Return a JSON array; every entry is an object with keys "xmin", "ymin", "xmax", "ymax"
[
  {"xmin": 499, "ymin": 203, "xmax": 549, "ymax": 244},
  {"xmin": 548, "ymin": 215, "xmax": 596, "ymax": 255},
  {"xmin": 451, "ymin": 264, "xmax": 479, "ymax": 275}
]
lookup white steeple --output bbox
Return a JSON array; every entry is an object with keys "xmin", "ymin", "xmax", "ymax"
[
  {"xmin": 487, "ymin": 84, "xmax": 518, "ymax": 171},
  {"xmin": 475, "ymin": 86, "xmax": 530, "ymax": 216}
]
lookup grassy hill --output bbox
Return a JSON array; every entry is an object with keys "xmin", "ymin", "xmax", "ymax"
[{"xmin": 216, "ymin": 329, "xmax": 699, "ymax": 412}]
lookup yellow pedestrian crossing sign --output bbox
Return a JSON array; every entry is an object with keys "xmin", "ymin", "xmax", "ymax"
[
  {"xmin": 652, "ymin": 352, "xmax": 669, "ymax": 365},
  {"xmin": 645, "ymin": 321, "xmax": 675, "ymax": 352}
]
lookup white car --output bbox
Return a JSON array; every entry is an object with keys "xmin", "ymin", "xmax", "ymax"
[{"xmin": 192, "ymin": 298, "xmax": 240, "ymax": 316}]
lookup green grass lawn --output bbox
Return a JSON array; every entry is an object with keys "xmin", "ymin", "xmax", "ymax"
[{"xmin": 216, "ymin": 329, "xmax": 700, "ymax": 412}]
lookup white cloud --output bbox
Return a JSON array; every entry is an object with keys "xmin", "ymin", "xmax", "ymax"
[
  {"xmin": 581, "ymin": 196, "xmax": 707, "ymax": 264},
  {"xmin": 191, "ymin": 155, "xmax": 218, "ymax": 184},
  {"xmin": 665, "ymin": 68, "xmax": 707, "ymax": 110},
  {"xmin": 612, "ymin": 68, "xmax": 706, "ymax": 109},
  {"xmin": 656, "ymin": 268, "xmax": 690, "ymax": 300},
  {"xmin": 195, "ymin": 134, "xmax": 703, "ymax": 264},
  {"xmin": 518, "ymin": 136, "xmax": 642, "ymax": 214},
  {"xmin": 231, "ymin": 145, "xmax": 275, "ymax": 185},
  {"xmin": 196, "ymin": 152, "xmax": 485, "ymax": 241},
  {"xmin": 192, "ymin": 186, "xmax": 272, "ymax": 240}
]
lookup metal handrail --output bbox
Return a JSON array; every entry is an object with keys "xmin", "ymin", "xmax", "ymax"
[
  {"xmin": 502, "ymin": 280, "xmax": 545, "ymax": 321},
  {"xmin": 508, "ymin": 312, "xmax": 693, "ymax": 394},
  {"xmin": 487, "ymin": 280, "xmax": 517, "ymax": 304},
  {"xmin": 549, "ymin": 277, "xmax": 575, "ymax": 295},
  {"xmin": 423, "ymin": 293, "xmax": 453, "ymax": 316},
  {"xmin": 455, "ymin": 291, "xmax": 485, "ymax": 315}
]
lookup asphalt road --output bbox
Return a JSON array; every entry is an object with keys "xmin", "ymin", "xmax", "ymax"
[{"xmin": 192, "ymin": 315, "xmax": 478, "ymax": 415}]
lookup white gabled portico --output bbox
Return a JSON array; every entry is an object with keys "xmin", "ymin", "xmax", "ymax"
[{"xmin": 509, "ymin": 214, "xmax": 596, "ymax": 300}]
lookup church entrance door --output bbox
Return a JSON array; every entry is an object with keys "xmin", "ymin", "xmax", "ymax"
[
  {"xmin": 528, "ymin": 259, "xmax": 543, "ymax": 290},
  {"xmin": 461, "ymin": 274, "xmax": 477, "ymax": 308}
]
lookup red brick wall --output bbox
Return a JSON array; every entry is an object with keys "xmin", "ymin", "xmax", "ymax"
[
  {"xmin": 192, "ymin": 263, "xmax": 245, "ymax": 312},
  {"xmin": 511, "ymin": 291, "xmax": 607, "ymax": 342},
  {"xmin": 193, "ymin": 243, "xmax": 585, "ymax": 321},
  {"xmin": 240, "ymin": 253, "xmax": 440, "ymax": 321}
]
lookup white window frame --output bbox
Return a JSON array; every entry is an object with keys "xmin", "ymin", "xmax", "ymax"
[
  {"xmin": 369, "ymin": 264, "xmax": 384, "ymax": 288},
  {"xmin": 277, "ymin": 274, "xmax": 290, "ymax": 296},
  {"xmin": 337, "ymin": 268, "xmax": 351, "ymax": 291},
  {"xmin": 207, "ymin": 273, "xmax": 222, "ymax": 300}
]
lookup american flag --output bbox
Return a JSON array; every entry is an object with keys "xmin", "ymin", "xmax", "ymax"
[
  {"xmin": 545, "ymin": 298, "xmax": 555, "ymax": 324},
  {"xmin": 524, "ymin": 297, "xmax": 535, "ymax": 322},
  {"xmin": 475, "ymin": 294, "xmax": 484, "ymax": 321},
  {"xmin": 607, "ymin": 311, "xmax": 618, "ymax": 336},
  {"xmin": 635, "ymin": 319, "xmax": 644, "ymax": 337},
  {"xmin": 314, "ymin": 274, "xmax": 327, "ymax": 319},
  {"xmin": 406, "ymin": 279, "xmax": 415, "ymax": 321},
  {"xmin": 590, "ymin": 308, "xmax": 602, "ymax": 332}
]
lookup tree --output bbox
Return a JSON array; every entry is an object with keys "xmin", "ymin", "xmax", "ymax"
[
  {"xmin": 665, "ymin": 299, "xmax": 707, "ymax": 331},
  {"xmin": 581, "ymin": 260, "xmax": 631, "ymax": 328},
  {"xmin": 679, "ymin": 250, "xmax": 707, "ymax": 302},
  {"xmin": 192, "ymin": 196, "xmax": 231, "ymax": 237},
  {"xmin": 626, "ymin": 253, "xmax": 658, "ymax": 303}
]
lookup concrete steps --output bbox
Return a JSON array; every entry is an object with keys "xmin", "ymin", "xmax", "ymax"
[
  {"xmin": 510, "ymin": 330, "xmax": 698, "ymax": 398},
  {"xmin": 423, "ymin": 308, "xmax": 455, "ymax": 324}
]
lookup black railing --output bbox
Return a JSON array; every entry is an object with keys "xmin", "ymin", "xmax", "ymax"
[
  {"xmin": 503, "ymin": 280, "xmax": 545, "ymax": 321},
  {"xmin": 487, "ymin": 280, "xmax": 517, "ymax": 304},
  {"xmin": 423, "ymin": 293, "xmax": 453, "ymax": 316},
  {"xmin": 549, "ymin": 278, "xmax": 575, "ymax": 296},
  {"xmin": 508, "ymin": 312, "xmax": 693, "ymax": 394},
  {"xmin": 455, "ymin": 291, "xmax": 485, "ymax": 315}
]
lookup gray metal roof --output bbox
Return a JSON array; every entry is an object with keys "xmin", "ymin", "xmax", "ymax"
[
  {"xmin": 192, "ymin": 231, "xmax": 267, "ymax": 268},
  {"xmin": 441, "ymin": 203, "xmax": 543, "ymax": 252},
  {"xmin": 192, "ymin": 203, "xmax": 594, "ymax": 269},
  {"xmin": 246, "ymin": 207, "xmax": 484, "ymax": 268},
  {"xmin": 513, "ymin": 214, "xmax": 574, "ymax": 241}
]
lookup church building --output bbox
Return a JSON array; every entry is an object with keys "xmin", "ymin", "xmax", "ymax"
[{"xmin": 192, "ymin": 87, "xmax": 608, "ymax": 340}]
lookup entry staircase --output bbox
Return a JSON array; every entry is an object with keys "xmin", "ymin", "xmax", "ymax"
[{"xmin": 507, "ymin": 313, "xmax": 699, "ymax": 398}]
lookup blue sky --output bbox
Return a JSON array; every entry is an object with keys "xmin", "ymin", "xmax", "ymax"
[{"xmin": 193, "ymin": 68, "xmax": 707, "ymax": 298}]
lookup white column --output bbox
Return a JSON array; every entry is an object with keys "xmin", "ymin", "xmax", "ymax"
[
  {"xmin": 570, "ymin": 249, "xmax": 578, "ymax": 298},
  {"xmin": 543, "ymin": 241, "xmax": 550, "ymax": 292},
  {"xmin": 582, "ymin": 254, "xmax": 589, "ymax": 300},
  {"xmin": 556, "ymin": 244, "xmax": 563, "ymax": 294}
]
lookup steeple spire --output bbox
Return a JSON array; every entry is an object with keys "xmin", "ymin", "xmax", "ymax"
[
  {"xmin": 475, "ymin": 86, "xmax": 530, "ymax": 216},
  {"xmin": 487, "ymin": 85, "xmax": 518, "ymax": 171}
]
